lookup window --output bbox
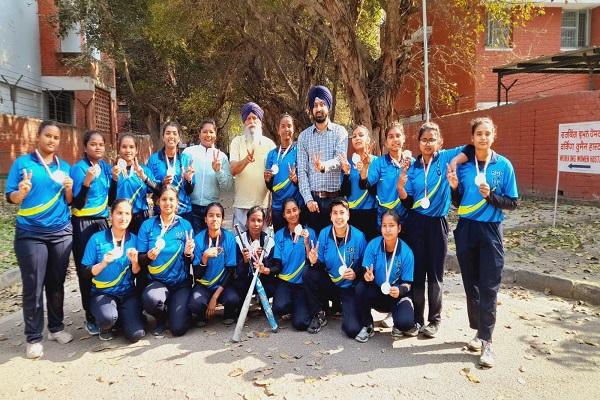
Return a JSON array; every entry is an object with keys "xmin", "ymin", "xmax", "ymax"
[
  {"xmin": 486, "ymin": 14, "xmax": 512, "ymax": 49},
  {"xmin": 47, "ymin": 91, "xmax": 74, "ymax": 124},
  {"xmin": 561, "ymin": 10, "xmax": 589, "ymax": 49}
]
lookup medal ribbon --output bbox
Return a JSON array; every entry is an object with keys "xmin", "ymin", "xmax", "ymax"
[
  {"xmin": 332, "ymin": 226, "xmax": 349, "ymax": 269},
  {"xmin": 383, "ymin": 238, "xmax": 399, "ymax": 285},
  {"xmin": 474, "ymin": 153, "xmax": 491, "ymax": 182},
  {"xmin": 35, "ymin": 149, "xmax": 60, "ymax": 179}
]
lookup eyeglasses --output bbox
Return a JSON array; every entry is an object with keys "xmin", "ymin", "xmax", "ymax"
[{"xmin": 419, "ymin": 138, "xmax": 438, "ymax": 144}]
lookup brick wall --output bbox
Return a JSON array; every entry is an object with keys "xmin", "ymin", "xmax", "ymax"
[
  {"xmin": 403, "ymin": 90, "xmax": 600, "ymax": 200},
  {"xmin": 0, "ymin": 114, "xmax": 154, "ymax": 176}
]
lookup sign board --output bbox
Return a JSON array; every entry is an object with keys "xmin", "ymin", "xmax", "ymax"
[{"xmin": 558, "ymin": 121, "xmax": 600, "ymax": 174}]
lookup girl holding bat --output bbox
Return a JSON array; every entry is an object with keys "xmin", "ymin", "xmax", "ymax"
[
  {"xmin": 188, "ymin": 202, "xmax": 239, "ymax": 326},
  {"xmin": 6, "ymin": 121, "xmax": 74, "ymax": 359},
  {"xmin": 147, "ymin": 121, "xmax": 195, "ymax": 224},
  {"xmin": 81, "ymin": 199, "xmax": 145, "ymax": 342},
  {"xmin": 354, "ymin": 210, "xmax": 415, "ymax": 343},
  {"xmin": 70, "ymin": 130, "xmax": 112, "ymax": 336},
  {"xmin": 109, "ymin": 134, "xmax": 159, "ymax": 234},
  {"xmin": 137, "ymin": 186, "xmax": 195, "ymax": 337},
  {"xmin": 264, "ymin": 113, "xmax": 304, "ymax": 232},
  {"xmin": 270, "ymin": 198, "xmax": 316, "ymax": 331}
]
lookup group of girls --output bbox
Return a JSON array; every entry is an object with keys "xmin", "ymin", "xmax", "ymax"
[{"xmin": 7, "ymin": 115, "xmax": 517, "ymax": 369}]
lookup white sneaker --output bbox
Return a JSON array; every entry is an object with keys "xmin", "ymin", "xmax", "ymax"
[
  {"xmin": 467, "ymin": 334, "xmax": 482, "ymax": 351},
  {"xmin": 479, "ymin": 341, "xmax": 495, "ymax": 368},
  {"xmin": 26, "ymin": 342, "xmax": 44, "ymax": 359},
  {"xmin": 48, "ymin": 330, "xmax": 73, "ymax": 344},
  {"xmin": 381, "ymin": 314, "xmax": 394, "ymax": 328}
]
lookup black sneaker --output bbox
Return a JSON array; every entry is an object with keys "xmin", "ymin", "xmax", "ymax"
[
  {"xmin": 421, "ymin": 322, "xmax": 439, "ymax": 338},
  {"xmin": 152, "ymin": 322, "xmax": 167, "ymax": 337},
  {"xmin": 99, "ymin": 329, "xmax": 113, "ymax": 341},
  {"xmin": 307, "ymin": 310, "xmax": 327, "ymax": 334}
]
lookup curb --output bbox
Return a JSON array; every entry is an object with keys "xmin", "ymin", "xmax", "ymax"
[
  {"xmin": 0, "ymin": 268, "xmax": 20, "ymax": 290},
  {"xmin": 445, "ymin": 251, "xmax": 600, "ymax": 306}
]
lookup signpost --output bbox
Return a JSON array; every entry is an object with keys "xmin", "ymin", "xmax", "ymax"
[{"xmin": 553, "ymin": 121, "xmax": 600, "ymax": 226}]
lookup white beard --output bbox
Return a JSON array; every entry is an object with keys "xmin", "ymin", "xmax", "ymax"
[{"xmin": 243, "ymin": 123, "xmax": 263, "ymax": 146}]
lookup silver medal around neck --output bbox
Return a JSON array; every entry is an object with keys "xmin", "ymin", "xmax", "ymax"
[
  {"xmin": 92, "ymin": 164, "xmax": 101, "ymax": 177},
  {"xmin": 381, "ymin": 282, "xmax": 391, "ymax": 295},
  {"xmin": 421, "ymin": 197, "xmax": 430, "ymax": 209},
  {"xmin": 52, "ymin": 170, "xmax": 67, "ymax": 184},
  {"xmin": 474, "ymin": 173, "xmax": 486, "ymax": 186},
  {"xmin": 338, "ymin": 265, "xmax": 348, "ymax": 276},
  {"xmin": 270, "ymin": 164, "xmax": 279, "ymax": 174},
  {"xmin": 112, "ymin": 247, "xmax": 124, "ymax": 259},
  {"xmin": 351, "ymin": 153, "xmax": 361, "ymax": 165},
  {"xmin": 166, "ymin": 167, "xmax": 175, "ymax": 176},
  {"xmin": 293, "ymin": 224, "xmax": 303, "ymax": 237},
  {"xmin": 155, "ymin": 237, "xmax": 166, "ymax": 251}
]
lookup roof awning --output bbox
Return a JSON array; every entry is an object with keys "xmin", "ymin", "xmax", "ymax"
[{"xmin": 492, "ymin": 47, "xmax": 600, "ymax": 105}]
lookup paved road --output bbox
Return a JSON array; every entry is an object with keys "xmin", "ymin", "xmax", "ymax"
[{"xmin": 1, "ymin": 272, "xmax": 598, "ymax": 400}]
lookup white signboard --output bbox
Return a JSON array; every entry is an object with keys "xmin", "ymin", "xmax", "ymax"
[{"xmin": 558, "ymin": 121, "xmax": 600, "ymax": 174}]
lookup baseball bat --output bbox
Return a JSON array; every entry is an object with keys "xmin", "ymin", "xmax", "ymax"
[{"xmin": 233, "ymin": 224, "xmax": 278, "ymax": 333}]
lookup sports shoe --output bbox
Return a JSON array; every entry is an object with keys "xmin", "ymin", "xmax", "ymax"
[
  {"xmin": 391, "ymin": 327, "xmax": 403, "ymax": 339},
  {"xmin": 99, "ymin": 330, "xmax": 114, "ymax": 341},
  {"xmin": 421, "ymin": 322, "xmax": 439, "ymax": 338},
  {"xmin": 402, "ymin": 322, "xmax": 421, "ymax": 337},
  {"xmin": 152, "ymin": 322, "xmax": 167, "ymax": 337},
  {"xmin": 222, "ymin": 318, "xmax": 235, "ymax": 326},
  {"xmin": 355, "ymin": 325, "xmax": 375, "ymax": 343},
  {"xmin": 467, "ymin": 335, "xmax": 482, "ymax": 351},
  {"xmin": 381, "ymin": 314, "xmax": 394, "ymax": 328},
  {"xmin": 48, "ymin": 330, "xmax": 73, "ymax": 344},
  {"xmin": 84, "ymin": 320, "xmax": 99, "ymax": 336},
  {"xmin": 479, "ymin": 341, "xmax": 495, "ymax": 368},
  {"xmin": 307, "ymin": 310, "xmax": 327, "ymax": 334},
  {"xmin": 26, "ymin": 342, "xmax": 44, "ymax": 359}
]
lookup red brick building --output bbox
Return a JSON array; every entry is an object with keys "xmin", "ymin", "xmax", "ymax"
[{"xmin": 395, "ymin": 1, "xmax": 600, "ymax": 119}]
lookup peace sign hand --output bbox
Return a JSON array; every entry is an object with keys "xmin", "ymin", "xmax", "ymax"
[
  {"xmin": 288, "ymin": 164, "xmax": 298, "ymax": 184},
  {"xmin": 308, "ymin": 241, "xmax": 319, "ymax": 265},
  {"xmin": 184, "ymin": 230, "xmax": 195, "ymax": 257},
  {"xmin": 339, "ymin": 153, "xmax": 351, "ymax": 175},
  {"xmin": 133, "ymin": 157, "xmax": 146, "ymax": 181},
  {"xmin": 18, "ymin": 169, "xmax": 33, "ymax": 197},
  {"xmin": 246, "ymin": 148, "xmax": 255, "ymax": 163},
  {"xmin": 446, "ymin": 163, "xmax": 458, "ymax": 190},
  {"xmin": 312, "ymin": 153, "xmax": 323, "ymax": 172},
  {"xmin": 211, "ymin": 147, "xmax": 222, "ymax": 172},
  {"xmin": 364, "ymin": 266, "xmax": 374, "ymax": 282}
]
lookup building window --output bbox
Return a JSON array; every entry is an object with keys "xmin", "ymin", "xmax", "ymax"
[
  {"xmin": 486, "ymin": 14, "xmax": 512, "ymax": 49},
  {"xmin": 561, "ymin": 10, "xmax": 589, "ymax": 49},
  {"xmin": 47, "ymin": 91, "xmax": 74, "ymax": 124}
]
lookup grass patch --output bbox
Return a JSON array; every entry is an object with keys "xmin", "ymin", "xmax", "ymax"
[{"xmin": 0, "ymin": 214, "xmax": 17, "ymax": 273}]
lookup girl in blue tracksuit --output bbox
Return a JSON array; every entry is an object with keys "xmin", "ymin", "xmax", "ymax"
[
  {"xmin": 82, "ymin": 199, "xmax": 145, "ymax": 342},
  {"xmin": 70, "ymin": 130, "xmax": 112, "ymax": 335},
  {"xmin": 137, "ymin": 185, "xmax": 195, "ymax": 337},
  {"xmin": 450, "ymin": 117, "xmax": 518, "ymax": 368},
  {"xmin": 270, "ymin": 198, "xmax": 316, "ymax": 331},
  {"xmin": 188, "ymin": 202, "xmax": 239, "ymax": 326},
  {"xmin": 304, "ymin": 197, "xmax": 367, "ymax": 338},
  {"xmin": 359, "ymin": 123, "xmax": 413, "ymax": 227},
  {"xmin": 264, "ymin": 113, "xmax": 304, "ymax": 231},
  {"xmin": 109, "ymin": 134, "xmax": 159, "ymax": 234},
  {"xmin": 6, "ymin": 121, "xmax": 74, "ymax": 358},
  {"xmin": 340, "ymin": 125, "xmax": 378, "ymax": 241},
  {"xmin": 397, "ymin": 121, "xmax": 470, "ymax": 338},
  {"xmin": 147, "ymin": 121, "xmax": 195, "ymax": 223},
  {"xmin": 354, "ymin": 210, "xmax": 415, "ymax": 342}
]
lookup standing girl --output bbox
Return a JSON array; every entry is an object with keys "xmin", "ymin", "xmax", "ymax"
[
  {"xmin": 110, "ymin": 134, "xmax": 159, "ymax": 234},
  {"xmin": 264, "ymin": 113, "xmax": 303, "ymax": 232},
  {"xmin": 340, "ymin": 125, "xmax": 378, "ymax": 240},
  {"xmin": 137, "ymin": 186, "xmax": 195, "ymax": 336},
  {"xmin": 147, "ymin": 122, "xmax": 195, "ymax": 223},
  {"xmin": 7, "ymin": 121, "xmax": 74, "ymax": 358},
  {"xmin": 82, "ymin": 199, "xmax": 145, "ymax": 342},
  {"xmin": 70, "ymin": 130, "xmax": 112, "ymax": 335},
  {"xmin": 450, "ymin": 117, "xmax": 518, "ymax": 368}
]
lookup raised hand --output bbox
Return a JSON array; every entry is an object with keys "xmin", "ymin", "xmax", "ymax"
[
  {"xmin": 308, "ymin": 241, "xmax": 319, "ymax": 265},
  {"xmin": 264, "ymin": 169, "xmax": 274, "ymax": 182},
  {"xmin": 184, "ymin": 230, "xmax": 195, "ymax": 256},
  {"xmin": 339, "ymin": 153, "xmax": 351, "ymax": 175},
  {"xmin": 111, "ymin": 164, "xmax": 120, "ymax": 182},
  {"xmin": 479, "ymin": 182, "xmax": 491, "ymax": 199},
  {"xmin": 246, "ymin": 148, "xmax": 255, "ymax": 163},
  {"xmin": 364, "ymin": 266, "xmax": 374, "ymax": 282},
  {"xmin": 389, "ymin": 286, "xmax": 400, "ymax": 298},
  {"xmin": 126, "ymin": 248, "xmax": 139, "ymax": 264},
  {"xmin": 446, "ymin": 163, "xmax": 458, "ymax": 190},
  {"xmin": 133, "ymin": 157, "xmax": 146, "ymax": 180},
  {"xmin": 102, "ymin": 250, "xmax": 116, "ymax": 265},
  {"xmin": 84, "ymin": 165, "xmax": 97, "ymax": 186},
  {"xmin": 183, "ymin": 163, "xmax": 195, "ymax": 183},
  {"xmin": 211, "ymin": 147, "xmax": 222, "ymax": 172},
  {"xmin": 312, "ymin": 153, "xmax": 323, "ymax": 172},
  {"xmin": 18, "ymin": 169, "xmax": 33, "ymax": 197},
  {"xmin": 62, "ymin": 175, "xmax": 73, "ymax": 191},
  {"xmin": 288, "ymin": 164, "xmax": 298, "ymax": 184},
  {"xmin": 342, "ymin": 267, "xmax": 356, "ymax": 281}
]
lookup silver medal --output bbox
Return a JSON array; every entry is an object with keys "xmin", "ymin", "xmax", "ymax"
[
  {"xmin": 338, "ymin": 265, "xmax": 348, "ymax": 276},
  {"xmin": 293, "ymin": 224, "xmax": 303, "ymax": 237},
  {"xmin": 117, "ymin": 159, "xmax": 128, "ymax": 178},
  {"xmin": 351, "ymin": 153, "xmax": 361, "ymax": 165},
  {"xmin": 166, "ymin": 167, "xmax": 175, "ymax": 176},
  {"xmin": 112, "ymin": 246, "xmax": 124, "ymax": 259},
  {"xmin": 381, "ymin": 282, "xmax": 391, "ymax": 295},
  {"xmin": 51, "ymin": 170, "xmax": 67, "ymax": 184},
  {"xmin": 271, "ymin": 164, "xmax": 279, "ymax": 174},
  {"xmin": 421, "ymin": 197, "xmax": 430, "ymax": 209},
  {"xmin": 474, "ymin": 173, "xmax": 486, "ymax": 186},
  {"xmin": 92, "ymin": 164, "xmax": 101, "ymax": 177},
  {"xmin": 155, "ymin": 237, "xmax": 166, "ymax": 251}
]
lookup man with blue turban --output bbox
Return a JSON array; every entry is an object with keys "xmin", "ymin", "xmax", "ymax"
[{"xmin": 230, "ymin": 102, "xmax": 276, "ymax": 228}]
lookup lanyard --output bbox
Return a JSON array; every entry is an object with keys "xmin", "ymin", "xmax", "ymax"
[
  {"xmin": 383, "ymin": 238, "xmax": 399, "ymax": 284},
  {"xmin": 421, "ymin": 156, "xmax": 434, "ymax": 196},
  {"xmin": 35, "ymin": 149, "xmax": 59, "ymax": 178},
  {"xmin": 208, "ymin": 232, "xmax": 220, "ymax": 248},
  {"xmin": 111, "ymin": 229, "xmax": 125, "ymax": 258},
  {"xmin": 332, "ymin": 226, "xmax": 349, "ymax": 267},
  {"xmin": 159, "ymin": 215, "xmax": 175, "ymax": 238},
  {"xmin": 275, "ymin": 145, "xmax": 292, "ymax": 165},
  {"xmin": 475, "ymin": 154, "xmax": 491, "ymax": 181},
  {"xmin": 165, "ymin": 150, "xmax": 177, "ymax": 175},
  {"xmin": 390, "ymin": 153, "xmax": 405, "ymax": 169}
]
